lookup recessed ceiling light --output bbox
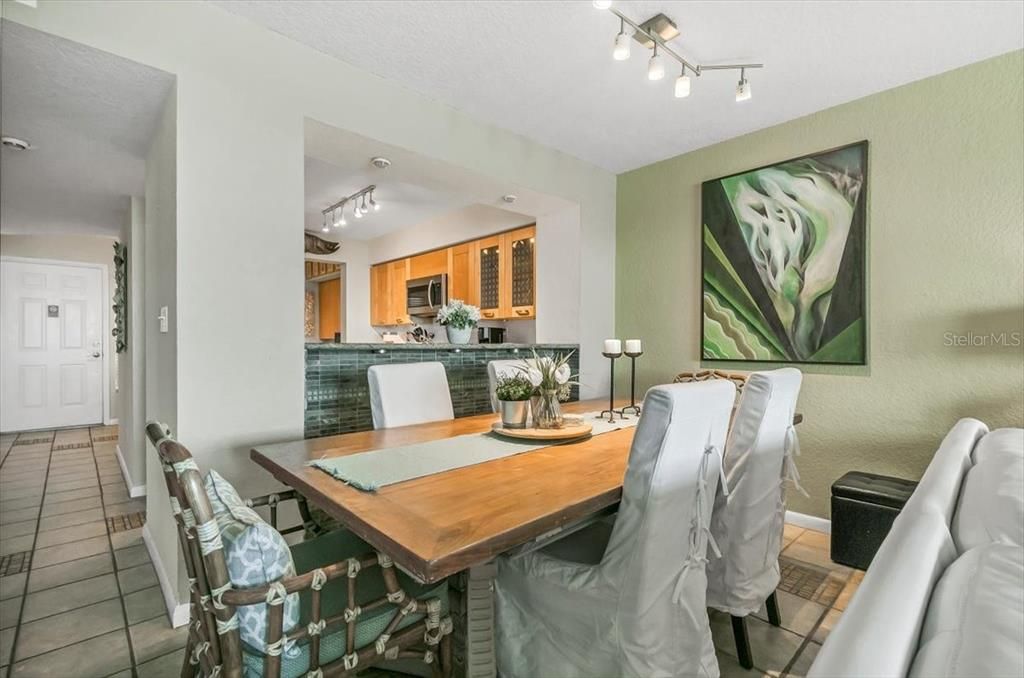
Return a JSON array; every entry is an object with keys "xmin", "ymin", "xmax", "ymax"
[
  {"xmin": 502, "ymin": 195, "xmax": 518, "ymax": 204},
  {"xmin": 1, "ymin": 136, "xmax": 33, "ymax": 151},
  {"xmin": 371, "ymin": 156, "xmax": 391, "ymax": 169}
]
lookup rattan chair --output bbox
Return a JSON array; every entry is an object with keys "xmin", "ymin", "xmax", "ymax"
[
  {"xmin": 144, "ymin": 422, "xmax": 453, "ymax": 678},
  {"xmin": 674, "ymin": 368, "xmax": 749, "ymax": 396}
]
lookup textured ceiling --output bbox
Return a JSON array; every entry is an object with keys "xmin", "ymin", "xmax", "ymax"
[
  {"xmin": 217, "ymin": 0, "xmax": 1024, "ymax": 173},
  {"xmin": 0, "ymin": 20, "xmax": 174, "ymax": 236}
]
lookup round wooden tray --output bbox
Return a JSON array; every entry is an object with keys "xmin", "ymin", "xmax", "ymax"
[{"xmin": 490, "ymin": 422, "xmax": 593, "ymax": 441}]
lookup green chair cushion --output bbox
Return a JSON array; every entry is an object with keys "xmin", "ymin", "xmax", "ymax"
[{"xmin": 241, "ymin": 529, "xmax": 448, "ymax": 678}]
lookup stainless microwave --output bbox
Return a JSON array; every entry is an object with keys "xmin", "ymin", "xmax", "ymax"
[{"xmin": 406, "ymin": 274, "xmax": 447, "ymax": 317}]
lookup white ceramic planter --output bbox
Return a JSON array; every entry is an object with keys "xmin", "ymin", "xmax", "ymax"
[{"xmin": 446, "ymin": 325, "xmax": 473, "ymax": 344}]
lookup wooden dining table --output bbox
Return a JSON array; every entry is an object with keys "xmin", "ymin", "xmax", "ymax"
[{"xmin": 251, "ymin": 399, "xmax": 635, "ymax": 585}]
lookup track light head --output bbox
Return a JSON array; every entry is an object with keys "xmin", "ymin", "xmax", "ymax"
[
  {"xmin": 675, "ymin": 68, "xmax": 691, "ymax": 98},
  {"xmin": 613, "ymin": 20, "xmax": 630, "ymax": 61},
  {"xmin": 647, "ymin": 45, "xmax": 665, "ymax": 81},
  {"xmin": 736, "ymin": 68, "xmax": 751, "ymax": 102}
]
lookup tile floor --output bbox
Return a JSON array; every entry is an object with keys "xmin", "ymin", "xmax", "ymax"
[{"xmin": 0, "ymin": 426, "xmax": 862, "ymax": 677}]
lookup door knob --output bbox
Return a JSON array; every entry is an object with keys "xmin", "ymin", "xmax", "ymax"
[{"xmin": 91, "ymin": 351, "xmax": 101, "ymax": 358}]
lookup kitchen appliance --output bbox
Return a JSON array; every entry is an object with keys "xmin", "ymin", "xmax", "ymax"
[
  {"xmin": 406, "ymin": 274, "xmax": 447, "ymax": 317},
  {"xmin": 477, "ymin": 327, "xmax": 506, "ymax": 344}
]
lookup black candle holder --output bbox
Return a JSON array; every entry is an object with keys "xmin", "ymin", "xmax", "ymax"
[
  {"xmin": 621, "ymin": 350, "xmax": 644, "ymax": 416},
  {"xmin": 600, "ymin": 351, "xmax": 624, "ymax": 422}
]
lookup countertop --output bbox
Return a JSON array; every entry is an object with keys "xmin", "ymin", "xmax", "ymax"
[{"xmin": 305, "ymin": 342, "xmax": 578, "ymax": 351}]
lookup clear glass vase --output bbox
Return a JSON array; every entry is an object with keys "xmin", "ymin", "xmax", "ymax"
[{"xmin": 532, "ymin": 388, "xmax": 563, "ymax": 429}]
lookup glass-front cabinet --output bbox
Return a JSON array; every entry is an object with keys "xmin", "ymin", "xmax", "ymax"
[
  {"xmin": 475, "ymin": 235, "xmax": 502, "ymax": 320},
  {"xmin": 504, "ymin": 226, "xmax": 536, "ymax": 319}
]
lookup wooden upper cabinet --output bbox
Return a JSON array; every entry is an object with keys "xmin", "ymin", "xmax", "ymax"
[
  {"xmin": 387, "ymin": 259, "xmax": 411, "ymax": 325},
  {"xmin": 369, "ymin": 263, "xmax": 390, "ymax": 326},
  {"xmin": 474, "ymin": 235, "xmax": 502, "ymax": 320},
  {"xmin": 502, "ymin": 226, "xmax": 536, "ymax": 319},
  {"xmin": 408, "ymin": 249, "xmax": 448, "ymax": 280},
  {"xmin": 448, "ymin": 243, "xmax": 473, "ymax": 305},
  {"xmin": 318, "ymin": 277, "xmax": 341, "ymax": 341}
]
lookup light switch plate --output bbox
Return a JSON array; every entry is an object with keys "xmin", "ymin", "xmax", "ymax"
[{"xmin": 159, "ymin": 306, "xmax": 169, "ymax": 333}]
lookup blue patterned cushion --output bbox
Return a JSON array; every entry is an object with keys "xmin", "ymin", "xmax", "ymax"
[{"xmin": 204, "ymin": 471, "xmax": 300, "ymax": 658}]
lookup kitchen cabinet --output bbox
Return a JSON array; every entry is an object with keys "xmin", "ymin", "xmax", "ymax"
[
  {"xmin": 502, "ymin": 226, "xmax": 536, "ymax": 319},
  {"xmin": 318, "ymin": 277, "xmax": 341, "ymax": 340},
  {"xmin": 474, "ymin": 235, "xmax": 502, "ymax": 320},
  {"xmin": 448, "ymin": 243, "xmax": 473, "ymax": 304},
  {"xmin": 387, "ymin": 259, "xmax": 411, "ymax": 325},
  {"xmin": 409, "ymin": 249, "xmax": 448, "ymax": 279},
  {"xmin": 370, "ymin": 263, "xmax": 390, "ymax": 326}
]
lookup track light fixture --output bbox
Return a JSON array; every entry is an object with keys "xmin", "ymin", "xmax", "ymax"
[
  {"xmin": 612, "ymin": 18, "xmax": 630, "ymax": 61},
  {"xmin": 596, "ymin": 6, "xmax": 762, "ymax": 102},
  {"xmin": 321, "ymin": 184, "xmax": 378, "ymax": 229},
  {"xmin": 647, "ymin": 44, "xmax": 665, "ymax": 81}
]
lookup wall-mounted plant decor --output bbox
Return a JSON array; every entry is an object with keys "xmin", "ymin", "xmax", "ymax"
[
  {"xmin": 701, "ymin": 141, "xmax": 868, "ymax": 365},
  {"xmin": 113, "ymin": 242, "xmax": 127, "ymax": 353}
]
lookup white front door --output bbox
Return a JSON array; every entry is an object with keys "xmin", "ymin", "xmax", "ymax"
[{"xmin": 1, "ymin": 259, "xmax": 105, "ymax": 432}]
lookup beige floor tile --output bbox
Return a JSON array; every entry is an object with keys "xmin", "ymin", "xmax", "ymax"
[
  {"xmin": 833, "ymin": 570, "xmax": 864, "ymax": 611},
  {"xmin": 31, "ymin": 534, "xmax": 109, "ymax": 569},
  {"xmin": 37, "ymin": 506, "xmax": 106, "ymax": 532},
  {"xmin": 44, "ymin": 478, "xmax": 99, "ymax": 495},
  {"xmin": 104, "ymin": 499, "xmax": 146, "ymax": 517},
  {"xmin": 717, "ymin": 649, "xmax": 770, "ymax": 678},
  {"xmin": 34, "ymin": 520, "xmax": 107, "ymax": 549},
  {"xmin": 39, "ymin": 495, "xmax": 102, "ymax": 517},
  {"xmin": 812, "ymin": 608, "xmax": 842, "ymax": 644},
  {"xmin": 0, "ymin": 626, "xmax": 14, "ymax": 668},
  {"xmin": 117, "ymin": 563, "xmax": 158, "ymax": 594},
  {"xmin": 129, "ymin": 616, "xmax": 188, "ymax": 663},
  {"xmin": 0, "ymin": 508, "xmax": 39, "ymax": 525},
  {"xmin": 135, "ymin": 647, "xmax": 187, "ymax": 678},
  {"xmin": 752, "ymin": 590, "xmax": 826, "ymax": 638},
  {"xmin": 27, "ymin": 553, "xmax": 114, "ymax": 592},
  {"xmin": 0, "ymin": 497, "xmax": 41, "ymax": 513},
  {"xmin": 22, "ymin": 573, "xmax": 120, "ymax": 622},
  {"xmin": 110, "ymin": 527, "xmax": 144, "ymax": 551},
  {"xmin": 10, "ymin": 629, "xmax": 131, "ymax": 677},
  {"xmin": 711, "ymin": 610, "xmax": 805, "ymax": 675},
  {"xmin": 0, "ymin": 519, "xmax": 37, "ymax": 538},
  {"xmin": 0, "ymin": 572, "xmax": 27, "ymax": 601},
  {"xmin": 114, "ymin": 544, "xmax": 150, "ymax": 570},
  {"xmin": 783, "ymin": 640, "xmax": 821, "ymax": 677},
  {"xmin": 782, "ymin": 539, "xmax": 837, "ymax": 571},
  {"xmin": 0, "ymin": 487, "xmax": 44, "ymax": 501},
  {"xmin": 124, "ymin": 585, "xmax": 166, "ymax": 624},
  {"xmin": 0, "ymin": 534, "xmax": 35, "ymax": 556},
  {"xmin": 14, "ymin": 598, "xmax": 124, "ymax": 660},
  {"xmin": 0, "ymin": 595, "xmax": 21, "ymax": 629}
]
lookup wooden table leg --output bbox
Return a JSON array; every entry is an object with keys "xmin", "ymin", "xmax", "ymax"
[{"xmin": 452, "ymin": 563, "xmax": 497, "ymax": 678}]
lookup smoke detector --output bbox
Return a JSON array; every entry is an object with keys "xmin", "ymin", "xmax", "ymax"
[
  {"xmin": 370, "ymin": 156, "xmax": 391, "ymax": 169},
  {"xmin": 1, "ymin": 136, "xmax": 33, "ymax": 151},
  {"xmin": 502, "ymin": 194, "xmax": 518, "ymax": 204}
]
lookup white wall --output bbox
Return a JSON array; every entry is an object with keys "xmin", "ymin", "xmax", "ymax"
[
  {"xmin": 4, "ymin": 0, "xmax": 616, "ymax": 614},
  {"xmin": 116, "ymin": 196, "xmax": 146, "ymax": 495},
  {"xmin": 0, "ymin": 232, "xmax": 120, "ymax": 420},
  {"xmin": 143, "ymin": 87, "xmax": 182, "ymax": 616}
]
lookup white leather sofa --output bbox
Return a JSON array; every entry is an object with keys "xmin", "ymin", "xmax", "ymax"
[{"xmin": 810, "ymin": 420, "xmax": 1023, "ymax": 678}]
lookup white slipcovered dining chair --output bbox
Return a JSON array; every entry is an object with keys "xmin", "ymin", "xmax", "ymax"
[
  {"xmin": 706, "ymin": 367, "xmax": 804, "ymax": 669},
  {"xmin": 495, "ymin": 380, "xmax": 736, "ymax": 678},
  {"xmin": 367, "ymin": 362, "xmax": 454, "ymax": 430},
  {"xmin": 486, "ymin": 359, "xmax": 535, "ymax": 412}
]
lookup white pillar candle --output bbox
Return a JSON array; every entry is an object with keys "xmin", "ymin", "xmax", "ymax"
[
  {"xmin": 625, "ymin": 339, "xmax": 642, "ymax": 353},
  {"xmin": 604, "ymin": 339, "xmax": 622, "ymax": 354}
]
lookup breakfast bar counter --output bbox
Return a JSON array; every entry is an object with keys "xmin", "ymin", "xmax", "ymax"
[{"xmin": 304, "ymin": 342, "xmax": 579, "ymax": 438}]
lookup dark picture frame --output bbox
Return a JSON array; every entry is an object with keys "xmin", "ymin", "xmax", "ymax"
[{"xmin": 700, "ymin": 140, "xmax": 868, "ymax": 366}]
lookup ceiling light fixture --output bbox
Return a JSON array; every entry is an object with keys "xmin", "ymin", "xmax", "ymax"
[
  {"xmin": 502, "ymin": 194, "xmax": 518, "ymax": 204},
  {"xmin": 647, "ymin": 43, "xmax": 665, "ymax": 81},
  {"xmin": 1, "ymin": 136, "xmax": 32, "ymax": 151},
  {"xmin": 322, "ymin": 184, "xmax": 377, "ymax": 227},
  {"xmin": 612, "ymin": 19, "xmax": 630, "ymax": 61},
  {"xmin": 674, "ymin": 66, "xmax": 691, "ymax": 98},
  {"xmin": 736, "ymin": 68, "xmax": 752, "ymax": 102},
  {"xmin": 370, "ymin": 156, "xmax": 391, "ymax": 170},
  {"xmin": 321, "ymin": 213, "xmax": 330, "ymax": 233},
  {"xmin": 598, "ymin": 9, "xmax": 762, "ymax": 102},
  {"xmin": 593, "ymin": 0, "xmax": 613, "ymax": 9}
]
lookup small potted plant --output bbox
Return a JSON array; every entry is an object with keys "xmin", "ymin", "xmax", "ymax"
[
  {"xmin": 495, "ymin": 372, "xmax": 534, "ymax": 429},
  {"xmin": 523, "ymin": 350, "xmax": 577, "ymax": 429},
  {"xmin": 436, "ymin": 299, "xmax": 480, "ymax": 345}
]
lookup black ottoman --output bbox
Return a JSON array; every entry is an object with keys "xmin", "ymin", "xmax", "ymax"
[{"xmin": 831, "ymin": 471, "xmax": 918, "ymax": 570}]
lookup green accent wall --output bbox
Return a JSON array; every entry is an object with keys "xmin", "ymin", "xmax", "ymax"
[{"xmin": 616, "ymin": 51, "xmax": 1024, "ymax": 518}]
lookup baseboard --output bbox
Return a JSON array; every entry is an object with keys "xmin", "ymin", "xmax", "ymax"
[
  {"xmin": 114, "ymin": 444, "xmax": 146, "ymax": 498},
  {"xmin": 143, "ymin": 523, "xmax": 190, "ymax": 628},
  {"xmin": 105, "ymin": 417, "xmax": 119, "ymax": 426},
  {"xmin": 785, "ymin": 510, "xmax": 832, "ymax": 534}
]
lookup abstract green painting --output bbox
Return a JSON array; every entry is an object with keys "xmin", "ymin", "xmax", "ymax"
[{"xmin": 702, "ymin": 141, "xmax": 867, "ymax": 365}]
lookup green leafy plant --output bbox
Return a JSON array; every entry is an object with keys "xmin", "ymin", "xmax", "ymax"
[
  {"xmin": 436, "ymin": 298, "xmax": 481, "ymax": 330},
  {"xmin": 495, "ymin": 373, "xmax": 534, "ymax": 402}
]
